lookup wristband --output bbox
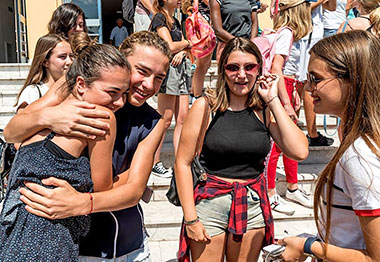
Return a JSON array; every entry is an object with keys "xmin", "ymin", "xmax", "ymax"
[
  {"xmin": 184, "ymin": 216, "xmax": 199, "ymax": 225},
  {"xmin": 266, "ymin": 96, "xmax": 278, "ymax": 105},
  {"xmin": 87, "ymin": 192, "xmax": 93, "ymax": 215},
  {"xmin": 303, "ymin": 236, "xmax": 319, "ymax": 256}
]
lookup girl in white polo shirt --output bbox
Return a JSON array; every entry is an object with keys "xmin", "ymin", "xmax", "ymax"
[{"xmin": 279, "ymin": 30, "xmax": 380, "ymax": 262}]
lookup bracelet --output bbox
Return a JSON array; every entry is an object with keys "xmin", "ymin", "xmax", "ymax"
[
  {"xmin": 303, "ymin": 237, "xmax": 319, "ymax": 256},
  {"xmin": 184, "ymin": 216, "xmax": 199, "ymax": 225},
  {"xmin": 266, "ymin": 96, "xmax": 278, "ymax": 105},
  {"xmin": 87, "ymin": 192, "xmax": 93, "ymax": 215},
  {"xmin": 186, "ymin": 39, "xmax": 191, "ymax": 48}
]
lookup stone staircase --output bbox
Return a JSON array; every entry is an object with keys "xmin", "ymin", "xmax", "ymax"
[
  {"xmin": 0, "ymin": 62, "xmax": 340, "ymax": 261},
  {"xmin": 0, "ymin": 63, "xmax": 30, "ymax": 129}
]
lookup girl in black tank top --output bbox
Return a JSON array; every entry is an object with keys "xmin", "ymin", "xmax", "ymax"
[{"xmin": 175, "ymin": 37, "xmax": 309, "ymax": 261}]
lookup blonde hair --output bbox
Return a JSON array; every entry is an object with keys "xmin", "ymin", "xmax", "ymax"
[
  {"xmin": 206, "ymin": 37, "xmax": 265, "ymax": 112},
  {"xmin": 359, "ymin": 0, "xmax": 380, "ymax": 35},
  {"xmin": 273, "ymin": 1, "xmax": 312, "ymax": 41},
  {"xmin": 181, "ymin": 0, "xmax": 192, "ymax": 14},
  {"xmin": 311, "ymin": 30, "xmax": 380, "ymax": 259},
  {"xmin": 119, "ymin": 31, "xmax": 171, "ymax": 60}
]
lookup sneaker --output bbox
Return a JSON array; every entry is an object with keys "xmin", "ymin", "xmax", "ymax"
[
  {"xmin": 286, "ymin": 188, "xmax": 313, "ymax": 208},
  {"xmin": 269, "ymin": 194, "xmax": 295, "ymax": 215},
  {"xmin": 296, "ymin": 119, "xmax": 305, "ymax": 128},
  {"xmin": 151, "ymin": 162, "xmax": 172, "ymax": 178},
  {"xmin": 307, "ymin": 132, "xmax": 334, "ymax": 146}
]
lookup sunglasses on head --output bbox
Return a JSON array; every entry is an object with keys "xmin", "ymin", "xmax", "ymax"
[{"xmin": 224, "ymin": 63, "xmax": 259, "ymax": 75}]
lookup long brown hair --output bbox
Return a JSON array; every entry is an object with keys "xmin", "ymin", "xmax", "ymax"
[
  {"xmin": 153, "ymin": 0, "xmax": 174, "ymax": 30},
  {"xmin": 48, "ymin": 3, "xmax": 88, "ymax": 37},
  {"xmin": 311, "ymin": 30, "xmax": 380, "ymax": 259},
  {"xmin": 206, "ymin": 37, "xmax": 265, "ymax": 112},
  {"xmin": 14, "ymin": 34, "xmax": 68, "ymax": 106}
]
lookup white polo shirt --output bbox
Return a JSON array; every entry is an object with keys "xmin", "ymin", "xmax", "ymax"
[{"xmin": 318, "ymin": 137, "xmax": 380, "ymax": 249}]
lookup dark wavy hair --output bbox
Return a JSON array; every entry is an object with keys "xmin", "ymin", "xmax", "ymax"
[{"xmin": 48, "ymin": 3, "xmax": 88, "ymax": 37}]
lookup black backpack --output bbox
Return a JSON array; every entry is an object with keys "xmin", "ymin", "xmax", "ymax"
[{"xmin": 122, "ymin": 0, "xmax": 139, "ymax": 24}]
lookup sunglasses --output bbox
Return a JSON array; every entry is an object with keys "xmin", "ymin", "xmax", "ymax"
[
  {"xmin": 224, "ymin": 63, "xmax": 259, "ymax": 75},
  {"xmin": 307, "ymin": 72, "xmax": 339, "ymax": 90}
]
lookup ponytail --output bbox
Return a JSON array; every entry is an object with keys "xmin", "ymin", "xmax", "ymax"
[{"xmin": 69, "ymin": 32, "xmax": 97, "ymax": 57}]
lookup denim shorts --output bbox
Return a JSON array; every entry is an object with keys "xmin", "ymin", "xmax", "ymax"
[
  {"xmin": 159, "ymin": 58, "xmax": 191, "ymax": 96},
  {"xmin": 323, "ymin": 28, "xmax": 337, "ymax": 38},
  {"xmin": 78, "ymin": 230, "xmax": 150, "ymax": 262},
  {"xmin": 195, "ymin": 187, "xmax": 265, "ymax": 237}
]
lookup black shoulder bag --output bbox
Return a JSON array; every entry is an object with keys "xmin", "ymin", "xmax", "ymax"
[
  {"xmin": 166, "ymin": 99, "xmax": 210, "ymax": 206},
  {"xmin": 0, "ymin": 133, "xmax": 16, "ymax": 202}
]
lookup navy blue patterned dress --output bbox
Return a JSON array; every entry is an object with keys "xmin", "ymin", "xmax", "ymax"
[{"xmin": 0, "ymin": 133, "xmax": 93, "ymax": 262}]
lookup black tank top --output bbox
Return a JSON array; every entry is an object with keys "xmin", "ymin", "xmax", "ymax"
[{"xmin": 200, "ymin": 107, "xmax": 271, "ymax": 179}]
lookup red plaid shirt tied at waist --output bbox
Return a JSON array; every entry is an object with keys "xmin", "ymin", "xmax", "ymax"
[{"xmin": 177, "ymin": 173, "xmax": 274, "ymax": 262}]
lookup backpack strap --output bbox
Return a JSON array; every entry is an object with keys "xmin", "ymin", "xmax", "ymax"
[
  {"xmin": 44, "ymin": 132, "xmax": 56, "ymax": 142},
  {"xmin": 341, "ymin": 20, "xmax": 350, "ymax": 32},
  {"xmin": 195, "ymin": 97, "xmax": 211, "ymax": 156},
  {"xmin": 263, "ymin": 107, "xmax": 267, "ymax": 128},
  {"xmin": 36, "ymin": 83, "xmax": 42, "ymax": 98}
]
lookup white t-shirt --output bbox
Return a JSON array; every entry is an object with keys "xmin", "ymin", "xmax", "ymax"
[
  {"xmin": 283, "ymin": 41, "xmax": 301, "ymax": 77},
  {"xmin": 323, "ymin": 0, "xmax": 347, "ymax": 30},
  {"xmin": 319, "ymin": 137, "xmax": 380, "ymax": 249},
  {"xmin": 302, "ymin": 5, "xmax": 324, "ymax": 41},
  {"xmin": 274, "ymin": 28, "xmax": 293, "ymax": 57},
  {"xmin": 15, "ymin": 82, "xmax": 49, "ymax": 111}
]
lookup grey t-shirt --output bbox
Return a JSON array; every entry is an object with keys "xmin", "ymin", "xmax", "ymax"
[{"xmin": 216, "ymin": 0, "xmax": 258, "ymax": 40}]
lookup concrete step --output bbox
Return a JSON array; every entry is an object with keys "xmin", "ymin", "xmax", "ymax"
[
  {"xmin": 0, "ymin": 106, "xmax": 16, "ymax": 130},
  {"xmin": 0, "ymin": 93, "xmax": 18, "ymax": 107},
  {"xmin": 0, "ymin": 63, "xmax": 30, "ymax": 79},
  {"xmin": 0, "ymin": 78, "xmax": 24, "ymax": 90}
]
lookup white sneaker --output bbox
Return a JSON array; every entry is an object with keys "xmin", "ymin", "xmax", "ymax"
[
  {"xmin": 269, "ymin": 194, "xmax": 295, "ymax": 215},
  {"xmin": 151, "ymin": 162, "xmax": 172, "ymax": 178},
  {"xmin": 286, "ymin": 189, "xmax": 313, "ymax": 208}
]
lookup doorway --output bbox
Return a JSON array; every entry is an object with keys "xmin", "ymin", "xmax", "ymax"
[
  {"xmin": 68, "ymin": 0, "xmax": 132, "ymax": 44},
  {"xmin": 102, "ymin": 0, "xmax": 133, "ymax": 45}
]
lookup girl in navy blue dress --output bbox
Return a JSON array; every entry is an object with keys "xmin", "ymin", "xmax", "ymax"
[{"xmin": 0, "ymin": 42, "xmax": 130, "ymax": 262}]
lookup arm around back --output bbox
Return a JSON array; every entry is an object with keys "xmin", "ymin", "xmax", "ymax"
[
  {"xmin": 19, "ymin": 117, "xmax": 166, "ymax": 219},
  {"xmin": 4, "ymin": 77, "xmax": 110, "ymax": 143},
  {"xmin": 87, "ymin": 105, "xmax": 117, "ymax": 192}
]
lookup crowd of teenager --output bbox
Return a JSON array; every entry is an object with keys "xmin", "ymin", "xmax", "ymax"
[{"xmin": 0, "ymin": 0, "xmax": 380, "ymax": 261}]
